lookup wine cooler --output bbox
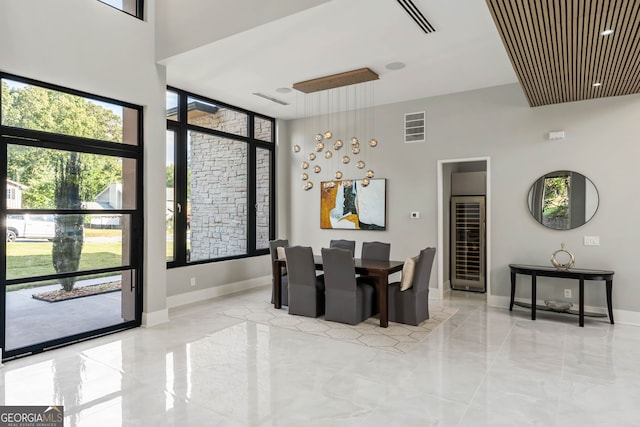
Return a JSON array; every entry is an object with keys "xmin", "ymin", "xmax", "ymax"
[{"xmin": 451, "ymin": 196, "xmax": 486, "ymax": 292}]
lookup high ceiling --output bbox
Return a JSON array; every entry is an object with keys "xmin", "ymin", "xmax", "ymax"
[
  {"xmin": 158, "ymin": 0, "xmax": 639, "ymax": 120},
  {"xmin": 158, "ymin": 0, "xmax": 518, "ymax": 119}
]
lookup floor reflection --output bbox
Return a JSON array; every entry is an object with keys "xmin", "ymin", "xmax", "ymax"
[{"xmin": 1, "ymin": 285, "xmax": 637, "ymax": 426}]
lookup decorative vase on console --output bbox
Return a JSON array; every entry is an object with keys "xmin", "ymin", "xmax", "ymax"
[{"xmin": 551, "ymin": 243, "xmax": 575, "ymax": 270}]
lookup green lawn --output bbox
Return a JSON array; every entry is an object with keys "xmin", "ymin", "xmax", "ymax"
[
  {"xmin": 166, "ymin": 240, "xmax": 173, "ymax": 260},
  {"xmin": 84, "ymin": 228, "xmax": 122, "ymax": 238},
  {"xmin": 6, "ymin": 240, "xmax": 123, "ymax": 281}
]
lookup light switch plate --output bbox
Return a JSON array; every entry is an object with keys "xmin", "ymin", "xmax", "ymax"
[
  {"xmin": 410, "ymin": 212, "xmax": 420, "ymax": 219},
  {"xmin": 584, "ymin": 236, "xmax": 600, "ymax": 246}
]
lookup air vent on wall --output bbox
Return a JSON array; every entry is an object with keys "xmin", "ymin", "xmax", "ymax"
[
  {"xmin": 404, "ymin": 111, "xmax": 425, "ymax": 143},
  {"xmin": 396, "ymin": 0, "xmax": 435, "ymax": 34}
]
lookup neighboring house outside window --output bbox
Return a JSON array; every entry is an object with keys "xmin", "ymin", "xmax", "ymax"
[{"xmin": 6, "ymin": 179, "xmax": 26, "ymax": 209}]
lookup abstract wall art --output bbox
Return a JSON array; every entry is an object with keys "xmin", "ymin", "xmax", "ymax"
[{"xmin": 320, "ymin": 179, "xmax": 386, "ymax": 230}]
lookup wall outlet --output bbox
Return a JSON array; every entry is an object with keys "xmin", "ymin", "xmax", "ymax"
[
  {"xmin": 564, "ymin": 289, "xmax": 572, "ymax": 298},
  {"xmin": 410, "ymin": 211, "xmax": 420, "ymax": 219},
  {"xmin": 190, "ymin": 277, "xmax": 196, "ymax": 287}
]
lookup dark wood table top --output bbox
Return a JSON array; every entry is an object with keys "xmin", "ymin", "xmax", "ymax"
[
  {"xmin": 509, "ymin": 264, "xmax": 614, "ymax": 279},
  {"xmin": 276, "ymin": 256, "xmax": 405, "ymax": 275}
]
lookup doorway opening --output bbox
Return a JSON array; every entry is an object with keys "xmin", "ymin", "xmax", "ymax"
[{"xmin": 437, "ymin": 157, "xmax": 490, "ymax": 300}]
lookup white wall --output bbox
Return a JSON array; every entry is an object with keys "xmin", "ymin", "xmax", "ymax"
[
  {"xmin": 0, "ymin": 0, "xmax": 279, "ymax": 322},
  {"xmin": 3, "ymin": 1, "xmax": 639, "ymax": 323},
  {"xmin": 0, "ymin": 0, "xmax": 169, "ymax": 323},
  {"xmin": 284, "ymin": 83, "xmax": 640, "ymax": 317}
]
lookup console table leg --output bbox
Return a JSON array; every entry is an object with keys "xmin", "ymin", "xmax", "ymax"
[
  {"xmin": 531, "ymin": 274, "xmax": 537, "ymax": 320},
  {"xmin": 606, "ymin": 279, "xmax": 614, "ymax": 324},
  {"xmin": 579, "ymin": 279, "xmax": 585, "ymax": 327},
  {"xmin": 510, "ymin": 272, "xmax": 516, "ymax": 311}
]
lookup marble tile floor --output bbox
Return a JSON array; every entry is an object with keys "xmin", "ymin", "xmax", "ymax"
[
  {"xmin": 1, "ymin": 285, "xmax": 638, "ymax": 426},
  {"xmin": 220, "ymin": 299, "xmax": 458, "ymax": 354}
]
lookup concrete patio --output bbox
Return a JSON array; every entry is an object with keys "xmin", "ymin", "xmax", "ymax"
[{"xmin": 5, "ymin": 276, "xmax": 125, "ymax": 351}]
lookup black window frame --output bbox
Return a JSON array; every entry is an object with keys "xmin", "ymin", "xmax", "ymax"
[
  {"xmin": 97, "ymin": 0, "xmax": 144, "ymax": 20},
  {"xmin": 167, "ymin": 86, "xmax": 275, "ymax": 268},
  {"xmin": 0, "ymin": 71, "xmax": 144, "ymax": 360}
]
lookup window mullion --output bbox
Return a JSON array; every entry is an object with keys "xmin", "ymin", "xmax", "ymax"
[
  {"xmin": 247, "ymin": 115, "xmax": 256, "ymax": 255},
  {"xmin": 174, "ymin": 94, "xmax": 189, "ymax": 266}
]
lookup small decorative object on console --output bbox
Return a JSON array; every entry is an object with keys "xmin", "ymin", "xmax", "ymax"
[
  {"xmin": 551, "ymin": 243, "xmax": 575, "ymax": 270},
  {"xmin": 544, "ymin": 299, "xmax": 573, "ymax": 312}
]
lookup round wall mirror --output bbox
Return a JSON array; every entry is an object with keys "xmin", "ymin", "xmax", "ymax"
[{"xmin": 527, "ymin": 170, "xmax": 599, "ymax": 230}]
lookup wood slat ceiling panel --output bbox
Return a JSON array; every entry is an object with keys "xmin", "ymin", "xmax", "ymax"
[{"xmin": 486, "ymin": 0, "xmax": 640, "ymax": 106}]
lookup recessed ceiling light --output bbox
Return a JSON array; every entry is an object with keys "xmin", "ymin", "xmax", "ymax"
[
  {"xmin": 275, "ymin": 87, "xmax": 292, "ymax": 94},
  {"xmin": 385, "ymin": 62, "xmax": 406, "ymax": 70},
  {"xmin": 592, "ymin": 82, "xmax": 602, "ymax": 87},
  {"xmin": 600, "ymin": 29, "xmax": 614, "ymax": 36}
]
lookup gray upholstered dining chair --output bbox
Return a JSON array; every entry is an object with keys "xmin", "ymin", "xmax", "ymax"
[
  {"xmin": 329, "ymin": 239, "xmax": 356, "ymax": 256},
  {"xmin": 388, "ymin": 247, "xmax": 436, "ymax": 326},
  {"xmin": 358, "ymin": 241, "xmax": 391, "ymax": 296},
  {"xmin": 269, "ymin": 239, "xmax": 289, "ymax": 306},
  {"xmin": 361, "ymin": 241, "xmax": 391, "ymax": 261},
  {"xmin": 321, "ymin": 247, "xmax": 377, "ymax": 325},
  {"xmin": 285, "ymin": 246, "xmax": 325, "ymax": 318}
]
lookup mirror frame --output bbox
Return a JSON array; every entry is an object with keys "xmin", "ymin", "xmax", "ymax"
[{"xmin": 527, "ymin": 170, "xmax": 599, "ymax": 230}]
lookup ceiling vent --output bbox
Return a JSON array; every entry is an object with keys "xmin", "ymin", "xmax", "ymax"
[
  {"xmin": 396, "ymin": 0, "xmax": 435, "ymax": 34},
  {"xmin": 404, "ymin": 111, "xmax": 425, "ymax": 143},
  {"xmin": 252, "ymin": 92, "xmax": 289, "ymax": 106}
]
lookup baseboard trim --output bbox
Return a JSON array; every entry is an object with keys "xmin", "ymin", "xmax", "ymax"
[
  {"xmin": 430, "ymin": 288, "xmax": 443, "ymax": 300},
  {"xmin": 487, "ymin": 294, "xmax": 507, "ymax": 308},
  {"xmin": 488, "ymin": 295, "xmax": 640, "ymax": 326},
  {"xmin": 167, "ymin": 276, "xmax": 270, "ymax": 309},
  {"xmin": 608, "ymin": 308, "xmax": 640, "ymax": 326},
  {"xmin": 142, "ymin": 308, "xmax": 169, "ymax": 327}
]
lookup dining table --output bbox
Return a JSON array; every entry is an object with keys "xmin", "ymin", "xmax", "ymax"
[{"xmin": 273, "ymin": 255, "xmax": 405, "ymax": 328}]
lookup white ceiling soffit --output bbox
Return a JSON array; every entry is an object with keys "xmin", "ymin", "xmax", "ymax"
[
  {"xmin": 155, "ymin": 0, "xmax": 332, "ymax": 60},
  {"xmin": 161, "ymin": 0, "xmax": 518, "ymax": 119}
]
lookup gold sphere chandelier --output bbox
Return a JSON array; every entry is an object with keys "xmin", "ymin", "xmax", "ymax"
[{"xmin": 291, "ymin": 68, "xmax": 380, "ymax": 192}]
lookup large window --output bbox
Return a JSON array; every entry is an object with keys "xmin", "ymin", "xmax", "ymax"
[
  {"xmin": 166, "ymin": 88, "xmax": 275, "ymax": 267},
  {"xmin": 1, "ymin": 73, "xmax": 143, "ymax": 360}
]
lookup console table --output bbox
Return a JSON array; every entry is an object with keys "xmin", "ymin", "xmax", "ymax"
[{"xmin": 509, "ymin": 264, "xmax": 614, "ymax": 327}]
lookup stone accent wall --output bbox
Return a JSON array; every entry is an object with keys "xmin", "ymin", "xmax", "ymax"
[
  {"xmin": 254, "ymin": 117, "xmax": 272, "ymax": 142},
  {"xmin": 255, "ymin": 148, "xmax": 270, "ymax": 249},
  {"xmin": 191, "ymin": 107, "xmax": 248, "ymax": 137},
  {"xmin": 255, "ymin": 118, "xmax": 272, "ymax": 249},
  {"xmin": 187, "ymin": 109, "xmax": 273, "ymax": 260},
  {"xmin": 189, "ymin": 110, "xmax": 247, "ymax": 261}
]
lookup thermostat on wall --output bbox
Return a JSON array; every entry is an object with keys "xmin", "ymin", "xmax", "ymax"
[{"xmin": 548, "ymin": 130, "xmax": 565, "ymax": 140}]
